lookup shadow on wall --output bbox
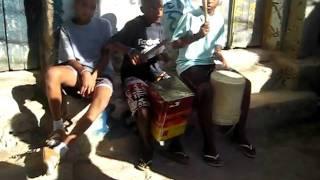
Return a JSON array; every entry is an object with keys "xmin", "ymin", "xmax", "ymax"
[
  {"xmin": 298, "ymin": 64, "xmax": 320, "ymax": 96},
  {"xmin": 248, "ymin": 0, "xmax": 266, "ymax": 47},
  {"xmin": 24, "ymin": 0, "xmax": 43, "ymax": 67},
  {"xmin": 24, "ymin": 0, "xmax": 42, "ymax": 69},
  {"xmin": 300, "ymin": 2, "xmax": 320, "ymax": 58},
  {"xmin": 101, "ymin": 13, "xmax": 118, "ymax": 35}
]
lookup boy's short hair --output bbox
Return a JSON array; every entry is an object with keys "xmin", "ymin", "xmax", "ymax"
[
  {"xmin": 140, "ymin": 0, "xmax": 147, "ymax": 7},
  {"xmin": 141, "ymin": 0, "xmax": 162, "ymax": 7},
  {"xmin": 193, "ymin": 0, "xmax": 223, "ymax": 6},
  {"xmin": 75, "ymin": 0, "xmax": 96, "ymax": 4}
]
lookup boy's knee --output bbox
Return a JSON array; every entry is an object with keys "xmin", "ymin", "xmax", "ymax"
[
  {"xmin": 195, "ymin": 83, "xmax": 213, "ymax": 104},
  {"xmin": 135, "ymin": 107, "xmax": 151, "ymax": 121},
  {"xmin": 197, "ymin": 82, "xmax": 212, "ymax": 96},
  {"xmin": 45, "ymin": 67, "xmax": 60, "ymax": 83},
  {"xmin": 92, "ymin": 89, "xmax": 112, "ymax": 107},
  {"xmin": 84, "ymin": 114, "xmax": 98, "ymax": 123}
]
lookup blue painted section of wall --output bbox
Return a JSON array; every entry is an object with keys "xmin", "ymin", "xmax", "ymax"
[
  {"xmin": 0, "ymin": 0, "xmax": 8, "ymax": 71},
  {"xmin": 53, "ymin": 0, "xmax": 63, "ymax": 31},
  {"xmin": 163, "ymin": 0, "xmax": 194, "ymax": 38}
]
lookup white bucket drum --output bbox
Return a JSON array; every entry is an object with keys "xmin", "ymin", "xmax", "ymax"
[{"xmin": 210, "ymin": 70, "xmax": 246, "ymax": 125}]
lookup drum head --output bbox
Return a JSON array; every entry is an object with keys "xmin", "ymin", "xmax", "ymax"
[{"xmin": 211, "ymin": 70, "xmax": 245, "ymax": 85}]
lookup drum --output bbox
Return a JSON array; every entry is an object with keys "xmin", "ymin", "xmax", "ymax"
[
  {"xmin": 210, "ymin": 70, "xmax": 246, "ymax": 125},
  {"xmin": 149, "ymin": 76, "xmax": 194, "ymax": 141}
]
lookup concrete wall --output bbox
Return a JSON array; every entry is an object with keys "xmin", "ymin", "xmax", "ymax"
[
  {"xmin": 0, "ymin": 0, "xmax": 9, "ymax": 72},
  {"xmin": 300, "ymin": 0, "xmax": 320, "ymax": 58}
]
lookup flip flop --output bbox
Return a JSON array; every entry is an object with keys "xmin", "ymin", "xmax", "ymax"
[
  {"xmin": 135, "ymin": 159, "xmax": 152, "ymax": 171},
  {"xmin": 42, "ymin": 147, "xmax": 60, "ymax": 175},
  {"xmin": 45, "ymin": 130, "xmax": 66, "ymax": 148},
  {"xmin": 203, "ymin": 153, "xmax": 224, "ymax": 167},
  {"xmin": 239, "ymin": 144, "xmax": 256, "ymax": 158},
  {"xmin": 230, "ymin": 134, "xmax": 257, "ymax": 159},
  {"xmin": 160, "ymin": 149, "xmax": 189, "ymax": 165}
]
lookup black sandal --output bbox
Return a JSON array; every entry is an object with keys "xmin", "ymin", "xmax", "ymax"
[
  {"xmin": 239, "ymin": 144, "xmax": 256, "ymax": 158},
  {"xmin": 135, "ymin": 159, "xmax": 152, "ymax": 171},
  {"xmin": 230, "ymin": 134, "xmax": 257, "ymax": 158},
  {"xmin": 160, "ymin": 149, "xmax": 189, "ymax": 165},
  {"xmin": 203, "ymin": 153, "xmax": 224, "ymax": 167},
  {"xmin": 45, "ymin": 130, "xmax": 66, "ymax": 148}
]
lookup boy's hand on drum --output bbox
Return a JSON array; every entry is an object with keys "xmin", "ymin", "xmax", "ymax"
[
  {"xmin": 222, "ymin": 60, "xmax": 229, "ymax": 69},
  {"xmin": 214, "ymin": 51, "xmax": 229, "ymax": 69},
  {"xmin": 197, "ymin": 22, "xmax": 210, "ymax": 38}
]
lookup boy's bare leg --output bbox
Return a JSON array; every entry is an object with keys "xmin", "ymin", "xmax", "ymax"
[
  {"xmin": 135, "ymin": 107, "xmax": 153, "ymax": 162},
  {"xmin": 181, "ymin": 66, "xmax": 224, "ymax": 166},
  {"xmin": 63, "ymin": 86, "xmax": 112, "ymax": 146},
  {"xmin": 45, "ymin": 66, "xmax": 78, "ymax": 130},
  {"xmin": 180, "ymin": 66, "xmax": 217, "ymax": 155},
  {"xmin": 43, "ymin": 65, "xmax": 78, "ymax": 174},
  {"xmin": 233, "ymin": 78, "xmax": 256, "ymax": 158},
  {"xmin": 234, "ymin": 78, "xmax": 251, "ymax": 144}
]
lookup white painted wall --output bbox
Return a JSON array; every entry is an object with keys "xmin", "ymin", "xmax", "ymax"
[{"xmin": 99, "ymin": 0, "xmax": 142, "ymax": 32}]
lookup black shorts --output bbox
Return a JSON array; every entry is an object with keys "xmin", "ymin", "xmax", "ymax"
[{"xmin": 61, "ymin": 65, "xmax": 113, "ymax": 98}]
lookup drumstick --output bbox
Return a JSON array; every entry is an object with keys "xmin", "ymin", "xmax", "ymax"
[{"xmin": 202, "ymin": 0, "xmax": 208, "ymax": 22}]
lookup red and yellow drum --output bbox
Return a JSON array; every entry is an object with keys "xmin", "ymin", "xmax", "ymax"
[{"xmin": 149, "ymin": 76, "xmax": 194, "ymax": 141}]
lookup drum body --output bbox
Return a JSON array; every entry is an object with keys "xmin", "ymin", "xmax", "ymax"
[
  {"xmin": 149, "ymin": 76, "xmax": 194, "ymax": 141},
  {"xmin": 210, "ymin": 70, "xmax": 246, "ymax": 125}
]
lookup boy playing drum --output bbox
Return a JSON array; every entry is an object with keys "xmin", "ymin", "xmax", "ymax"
[
  {"xmin": 171, "ymin": 0, "xmax": 256, "ymax": 167},
  {"xmin": 107, "ymin": 0, "xmax": 188, "ymax": 170}
]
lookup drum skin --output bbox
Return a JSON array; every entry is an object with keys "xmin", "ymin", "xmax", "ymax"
[{"xmin": 210, "ymin": 70, "xmax": 246, "ymax": 125}]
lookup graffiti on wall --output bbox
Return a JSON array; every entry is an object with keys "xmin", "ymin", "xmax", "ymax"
[
  {"xmin": 231, "ymin": 0, "xmax": 257, "ymax": 48},
  {"xmin": 264, "ymin": 0, "xmax": 285, "ymax": 50}
]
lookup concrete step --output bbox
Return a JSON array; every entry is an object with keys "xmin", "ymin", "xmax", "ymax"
[
  {"xmin": 222, "ymin": 49, "xmax": 300, "ymax": 93},
  {"xmin": 0, "ymin": 71, "xmax": 42, "ymax": 152},
  {"xmin": 295, "ymin": 57, "xmax": 320, "ymax": 95},
  {"xmin": 0, "ymin": 70, "xmax": 318, "ymax": 155},
  {"xmin": 248, "ymin": 90, "xmax": 319, "ymax": 131},
  {"xmin": 0, "ymin": 71, "xmax": 318, "ymax": 179},
  {"xmin": 114, "ymin": 48, "xmax": 302, "ymax": 94}
]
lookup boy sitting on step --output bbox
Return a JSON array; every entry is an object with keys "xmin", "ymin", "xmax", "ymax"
[
  {"xmin": 43, "ymin": 0, "xmax": 113, "ymax": 174},
  {"xmin": 106, "ymin": 0, "xmax": 187, "ymax": 171}
]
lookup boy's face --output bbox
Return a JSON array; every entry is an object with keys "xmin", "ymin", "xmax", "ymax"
[
  {"xmin": 74, "ymin": 0, "xmax": 96, "ymax": 22},
  {"xmin": 141, "ymin": 0, "xmax": 164, "ymax": 23},
  {"xmin": 207, "ymin": 0, "xmax": 219, "ymax": 14}
]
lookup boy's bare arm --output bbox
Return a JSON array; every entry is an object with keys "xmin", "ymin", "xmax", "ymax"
[
  {"xmin": 214, "ymin": 45, "xmax": 228, "ymax": 67},
  {"xmin": 106, "ymin": 42, "xmax": 130, "ymax": 54},
  {"xmin": 92, "ymin": 47, "xmax": 110, "ymax": 78},
  {"xmin": 171, "ymin": 33, "xmax": 201, "ymax": 49},
  {"xmin": 106, "ymin": 42, "xmax": 142, "ymax": 65},
  {"xmin": 172, "ymin": 22, "xmax": 209, "ymax": 49},
  {"xmin": 67, "ymin": 60, "xmax": 86, "ymax": 73},
  {"xmin": 66, "ymin": 59, "xmax": 95, "ymax": 97},
  {"xmin": 158, "ymin": 52, "xmax": 171, "ymax": 63}
]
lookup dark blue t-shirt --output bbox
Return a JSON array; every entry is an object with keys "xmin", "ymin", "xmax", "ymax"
[{"xmin": 111, "ymin": 16, "xmax": 165, "ymax": 82}]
